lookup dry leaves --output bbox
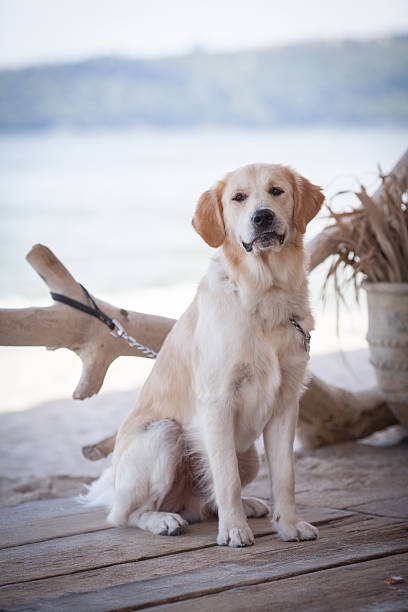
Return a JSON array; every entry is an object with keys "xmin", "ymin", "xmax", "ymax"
[{"xmin": 323, "ymin": 171, "xmax": 408, "ymax": 309}]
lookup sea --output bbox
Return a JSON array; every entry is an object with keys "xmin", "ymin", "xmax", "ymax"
[{"xmin": 0, "ymin": 125, "xmax": 407, "ymax": 410}]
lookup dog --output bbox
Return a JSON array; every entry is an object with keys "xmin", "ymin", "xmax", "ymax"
[{"xmin": 84, "ymin": 163, "xmax": 324, "ymax": 547}]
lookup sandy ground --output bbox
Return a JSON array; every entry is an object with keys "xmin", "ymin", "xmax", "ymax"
[{"xmin": 3, "ymin": 346, "xmax": 404, "ymax": 509}]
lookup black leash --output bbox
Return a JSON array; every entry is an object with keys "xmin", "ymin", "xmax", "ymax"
[
  {"xmin": 51, "ymin": 284, "xmax": 116, "ymax": 331},
  {"xmin": 50, "ymin": 284, "xmax": 158, "ymax": 359}
]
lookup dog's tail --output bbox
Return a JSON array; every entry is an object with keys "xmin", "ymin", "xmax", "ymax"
[{"xmin": 79, "ymin": 467, "xmax": 114, "ymax": 508}]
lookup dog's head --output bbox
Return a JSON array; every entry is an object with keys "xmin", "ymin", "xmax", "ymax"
[{"xmin": 192, "ymin": 164, "xmax": 324, "ymax": 253}]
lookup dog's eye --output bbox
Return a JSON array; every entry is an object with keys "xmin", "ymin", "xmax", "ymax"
[
  {"xmin": 269, "ymin": 186, "xmax": 284, "ymax": 196},
  {"xmin": 232, "ymin": 193, "xmax": 247, "ymax": 202}
]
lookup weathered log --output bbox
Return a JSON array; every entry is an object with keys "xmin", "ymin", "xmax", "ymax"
[
  {"xmin": 0, "ymin": 243, "xmax": 397, "ymax": 454},
  {"xmin": 0, "ymin": 245, "xmax": 174, "ymax": 399},
  {"xmin": 297, "ymin": 377, "xmax": 397, "ymax": 449},
  {"xmin": 82, "ymin": 434, "xmax": 117, "ymax": 461}
]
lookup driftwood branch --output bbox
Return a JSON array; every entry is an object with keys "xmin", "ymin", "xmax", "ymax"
[
  {"xmin": 297, "ymin": 377, "xmax": 396, "ymax": 449},
  {"xmin": 1, "ymin": 245, "xmax": 396, "ymax": 453},
  {"xmin": 0, "ymin": 246, "xmax": 397, "ymax": 453},
  {"xmin": 82, "ymin": 434, "xmax": 117, "ymax": 461},
  {"xmin": 0, "ymin": 244, "xmax": 174, "ymax": 399}
]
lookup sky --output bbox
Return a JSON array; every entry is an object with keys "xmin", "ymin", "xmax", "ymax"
[{"xmin": 0, "ymin": 0, "xmax": 408, "ymax": 68}]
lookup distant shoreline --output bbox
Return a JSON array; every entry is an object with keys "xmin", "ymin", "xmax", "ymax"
[{"xmin": 1, "ymin": 36, "xmax": 407, "ymax": 131}]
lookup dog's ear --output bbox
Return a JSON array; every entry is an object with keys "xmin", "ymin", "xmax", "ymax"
[
  {"xmin": 292, "ymin": 174, "xmax": 325, "ymax": 234},
  {"xmin": 192, "ymin": 181, "xmax": 226, "ymax": 247}
]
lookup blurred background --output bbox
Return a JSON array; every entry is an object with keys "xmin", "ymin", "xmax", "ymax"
[{"xmin": 1, "ymin": 0, "xmax": 408, "ymax": 412}]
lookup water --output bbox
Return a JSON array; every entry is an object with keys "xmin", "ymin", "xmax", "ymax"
[
  {"xmin": 0, "ymin": 125, "xmax": 407, "ymax": 308},
  {"xmin": 1, "ymin": 125, "xmax": 407, "ymax": 410}
]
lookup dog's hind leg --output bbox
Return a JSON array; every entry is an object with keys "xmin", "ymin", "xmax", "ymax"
[
  {"xmin": 128, "ymin": 507, "xmax": 188, "ymax": 535},
  {"xmin": 241, "ymin": 496, "xmax": 269, "ymax": 518},
  {"xmin": 107, "ymin": 419, "xmax": 188, "ymax": 534},
  {"xmin": 238, "ymin": 444, "xmax": 260, "ymax": 487}
]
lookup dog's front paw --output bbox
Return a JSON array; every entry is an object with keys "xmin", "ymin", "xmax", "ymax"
[
  {"xmin": 217, "ymin": 523, "xmax": 255, "ymax": 547},
  {"xmin": 274, "ymin": 518, "xmax": 318, "ymax": 542}
]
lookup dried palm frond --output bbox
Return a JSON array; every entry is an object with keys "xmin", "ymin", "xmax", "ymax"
[{"xmin": 323, "ymin": 171, "xmax": 408, "ymax": 310}]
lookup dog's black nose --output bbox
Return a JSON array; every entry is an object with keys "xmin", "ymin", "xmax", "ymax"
[{"xmin": 251, "ymin": 208, "xmax": 275, "ymax": 229}]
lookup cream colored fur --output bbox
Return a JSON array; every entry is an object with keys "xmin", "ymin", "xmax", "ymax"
[{"xmin": 83, "ymin": 163, "xmax": 324, "ymax": 547}]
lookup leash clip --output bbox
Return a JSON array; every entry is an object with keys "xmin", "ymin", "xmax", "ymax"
[
  {"xmin": 110, "ymin": 318, "xmax": 158, "ymax": 359},
  {"xmin": 110, "ymin": 319, "xmax": 126, "ymax": 338}
]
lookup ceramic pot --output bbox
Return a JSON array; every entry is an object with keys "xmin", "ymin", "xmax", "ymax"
[{"xmin": 364, "ymin": 281, "xmax": 408, "ymax": 429}]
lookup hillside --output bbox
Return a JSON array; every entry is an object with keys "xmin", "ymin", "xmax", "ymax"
[{"xmin": 0, "ymin": 36, "xmax": 407, "ymax": 130}]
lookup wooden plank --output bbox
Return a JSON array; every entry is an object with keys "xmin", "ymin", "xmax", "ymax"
[
  {"xmin": 348, "ymin": 495, "xmax": 408, "ymax": 519},
  {"xmin": 0, "ymin": 522, "xmax": 214, "ymax": 587},
  {"xmin": 0, "ymin": 507, "xmax": 108, "ymax": 549},
  {"xmin": 152, "ymin": 553, "xmax": 408, "ymax": 611},
  {"xmin": 0, "ymin": 505, "xmax": 350, "ymax": 585},
  {"xmin": 0, "ymin": 497, "xmax": 83, "ymax": 527},
  {"xmin": 0, "ymin": 512, "xmax": 368, "ymax": 608},
  {"xmin": 0, "ymin": 491, "xmax": 344, "ymax": 530},
  {"xmin": 296, "ymin": 485, "xmax": 407, "ymax": 510},
  {"xmin": 0, "ymin": 499, "xmax": 349, "ymax": 550},
  {"xmin": 292, "ymin": 440, "xmax": 408, "ymax": 510},
  {"xmin": 322, "ymin": 515, "xmax": 406, "ymax": 538},
  {"xmin": 3, "ymin": 521, "xmax": 408, "ymax": 611}
]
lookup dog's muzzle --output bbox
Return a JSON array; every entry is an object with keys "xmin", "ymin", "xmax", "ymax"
[{"xmin": 242, "ymin": 208, "xmax": 286, "ymax": 252}]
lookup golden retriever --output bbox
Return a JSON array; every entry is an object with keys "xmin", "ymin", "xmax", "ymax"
[{"xmin": 84, "ymin": 163, "xmax": 324, "ymax": 547}]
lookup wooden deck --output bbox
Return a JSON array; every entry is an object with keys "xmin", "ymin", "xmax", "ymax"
[{"xmin": 1, "ymin": 441, "xmax": 407, "ymax": 611}]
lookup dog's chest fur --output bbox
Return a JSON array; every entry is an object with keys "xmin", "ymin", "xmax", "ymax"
[{"xmin": 194, "ymin": 258, "xmax": 310, "ymax": 451}]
